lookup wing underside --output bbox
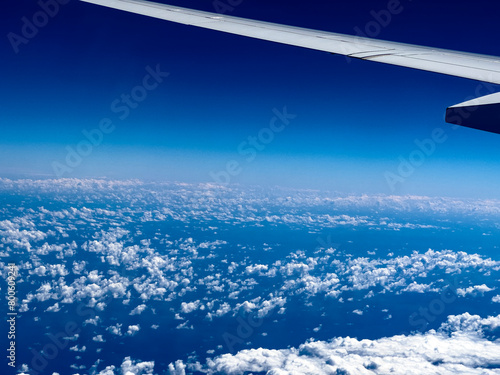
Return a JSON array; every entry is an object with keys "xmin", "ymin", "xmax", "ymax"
[{"xmin": 80, "ymin": 0, "xmax": 500, "ymax": 134}]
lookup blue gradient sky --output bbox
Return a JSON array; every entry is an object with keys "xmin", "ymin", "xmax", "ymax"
[{"xmin": 2, "ymin": 0, "xmax": 500, "ymax": 197}]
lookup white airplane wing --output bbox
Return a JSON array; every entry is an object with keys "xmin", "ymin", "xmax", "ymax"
[{"xmin": 80, "ymin": 0, "xmax": 500, "ymax": 134}]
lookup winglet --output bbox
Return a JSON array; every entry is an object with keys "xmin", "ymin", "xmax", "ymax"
[{"xmin": 446, "ymin": 92, "xmax": 500, "ymax": 134}]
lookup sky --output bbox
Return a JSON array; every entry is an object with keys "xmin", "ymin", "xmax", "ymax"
[{"xmin": 2, "ymin": 0, "xmax": 500, "ymax": 198}]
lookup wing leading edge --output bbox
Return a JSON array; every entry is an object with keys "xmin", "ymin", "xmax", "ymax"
[{"xmin": 80, "ymin": 0, "xmax": 500, "ymax": 134}]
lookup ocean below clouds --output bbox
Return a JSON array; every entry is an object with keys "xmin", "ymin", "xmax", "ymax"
[{"xmin": 1, "ymin": 178, "xmax": 499, "ymax": 374}]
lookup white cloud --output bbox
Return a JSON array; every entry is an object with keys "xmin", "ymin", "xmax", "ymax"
[
  {"xmin": 439, "ymin": 313, "xmax": 500, "ymax": 335},
  {"xmin": 456, "ymin": 284, "xmax": 494, "ymax": 297},
  {"xmin": 121, "ymin": 357, "xmax": 155, "ymax": 375},
  {"xmin": 256, "ymin": 296, "xmax": 286, "ymax": 318},
  {"xmin": 130, "ymin": 304, "xmax": 147, "ymax": 315},
  {"xmin": 176, "ymin": 321, "xmax": 194, "ymax": 330},
  {"xmin": 126, "ymin": 325, "xmax": 140, "ymax": 336},
  {"xmin": 69, "ymin": 345, "xmax": 86, "ymax": 352},
  {"xmin": 214, "ymin": 302, "xmax": 231, "ymax": 317},
  {"xmin": 203, "ymin": 320, "xmax": 500, "ymax": 374},
  {"xmin": 401, "ymin": 282, "xmax": 434, "ymax": 294},
  {"xmin": 107, "ymin": 323, "xmax": 122, "ymax": 336},
  {"xmin": 45, "ymin": 302, "xmax": 61, "ymax": 313},
  {"xmin": 245, "ymin": 264, "xmax": 269, "ymax": 275},
  {"xmin": 168, "ymin": 360, "xmax": 186, "ymax": 375},
  {"xmin": 4, "ymin": 179, "xmax": 500, "ymax": 375},
  {"xmin": 181, "ymin": 300, "xmax": 201, "ymax": 314}
]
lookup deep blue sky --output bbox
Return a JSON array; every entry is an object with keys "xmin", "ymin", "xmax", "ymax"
[{"xmin": 2, "ymin": 0, "xmax": 500, "ymax": 197}]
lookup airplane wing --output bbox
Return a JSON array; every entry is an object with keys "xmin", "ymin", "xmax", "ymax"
[{"xmin": 80, "ymin": 0, "xmax": 500, "ymax": 134}]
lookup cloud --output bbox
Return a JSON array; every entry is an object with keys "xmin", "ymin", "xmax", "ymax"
[
  {"xmin": 456, "ymin": 284, "xmax": 495, "ymax": 297},
  {"xmin": 168, "ymin": 360, "xmax": 186, "ymax": 375},
  {"xmin": 176, "ymin": 321, "xmax": 194, "ymax": 330},
  {"xmin": 93, "ymin": 335, "xmax": 106, "ymax": 342},
  {"xmin": 181, "ymin": 300, "xmax": 201, "ymax": 314},
  {"xmin": 214, "ymin": 302, "xmax": 232, "ymax": 318},
  {"xmin": 438, "ymin": 313, "xmax": 500, "ymax": 335},
  {"xmin": 107, "ymin": 323, "xmax": 123, "ymax": 336},
  {"xmin": 45, "ymin": 302, "xmax": 61, "ymax": 312},
  {"xmin": 126, "ymin": 325, "xmax": 141, "ymax": 336},
  {"xmin": 69, "ymin": 345, "xmax": 86, "ymax": 352},
  {"xmin": 401, "ymin": 281, "xmax": 434, "ymax": 294},
  {"xmin": 95, "ymin": 356, "xmax": 155, "ymax": 375},
  {"xmin": 245, "ymin": 264, "xmax": 269, "ymax": 276},
  {"xmin": 3, "ymin": 178, "xmax": 500, "ymax": 375},
  {"xmin": 202, "ymin": 315, "xmax": 500, "ymax": 374},
  {"xmin": 130, "ymin": 304, "xmax": 147, "ymax": 315}
]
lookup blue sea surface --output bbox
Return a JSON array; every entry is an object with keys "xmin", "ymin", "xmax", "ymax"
[{"xmin": 1, "ymin": 180, "xmax": 499, "ymax": 374}]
